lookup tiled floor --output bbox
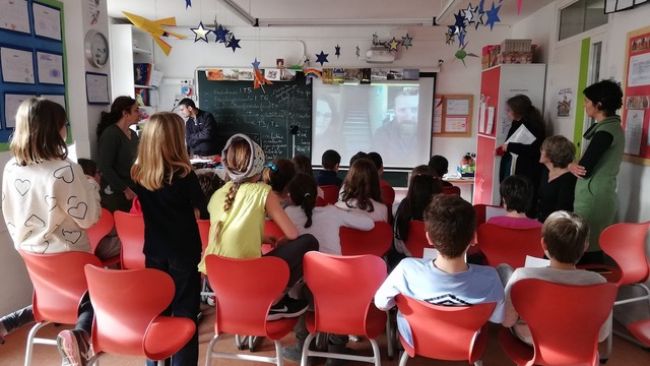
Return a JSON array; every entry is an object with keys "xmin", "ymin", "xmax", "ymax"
[{"xmin": 0, "ymin": 306, "xmax": 648, "ymax": 366}]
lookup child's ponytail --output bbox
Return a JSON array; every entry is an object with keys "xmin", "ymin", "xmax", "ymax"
[
  {"xmin": 288, "ymin": 174, "xmax": 318, "ymax": 229},
  {"xmin": 224, "ymin": 182, "xmax": 241, "ymax": 212}
]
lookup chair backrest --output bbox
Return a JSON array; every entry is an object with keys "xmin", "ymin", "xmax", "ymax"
[
  {"xmin": 395, "ymin": 295, "xmax": 495, "ymax": 362},
  {"xmin": 476, "ymin": 223, "xmax": 543, "ymax": 268},
  {"xmin": 304, "ymin": 252, "xmax": 387, "ymax": 337},
  {"xmin": 205, "ymin": 255, "xmax": 289, "ymax": 336},
  {"xmin": 84, "ymin": 265, "xmax": 175, "ymax": 358},
  {"xmin": 340, "ymin": 221, "xmax": 393, "ymax": 257},
  {"xmin": 600, "ymin": 221, "xmax": 650, "ymax": 286},
  {"xmin": 404, "ymin": 220, "xmax": 429, "ymax": 258},
  {"xmin": 319, "ymin": 185, "xmax": 339, "ymax": 205},
  {"xmin": 442, "ymin": 186, "xmax": 461, "ymax": 196},
  {"xmin": 380, "ymin": 184, "xmax": 395, "ymax": 208},
  {"xmin": 511, "ymin": 279, "xmax": 617, "ymax": 366},
  {"xmin": 20, "ymin": 251, "xmax": 101, "ymax": 324},
  {"xmin": 196, "ymin": 219, "xmax": 211, "ymax": 255},
  {"xmin": 113, "ymin": 211, "xmax": 146, "ymax": 269},
  {"xmin": 87, "ymin": 208, "xmax": 114, "ymax": 254}
]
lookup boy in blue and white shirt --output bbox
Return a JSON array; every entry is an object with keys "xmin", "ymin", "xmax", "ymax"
[{"xmin": 374, "ymin": 195, "xmax": 505, "ymax": 346}]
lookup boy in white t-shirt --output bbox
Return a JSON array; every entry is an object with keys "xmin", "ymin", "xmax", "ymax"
[
  {"xmin": 501, "ymin": 211, "xmax": 611, "ymax": 345},
  {"xmin": 374, "ymin": 195, "xmax": 505, "ymax": 347}
]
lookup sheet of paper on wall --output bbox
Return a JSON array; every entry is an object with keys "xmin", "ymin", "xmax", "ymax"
[
  {"xmin": 624, "ymin": 110, "xmax": 644, "ymax": 155},
  {"xmin": 446, "ymin": 98, "xmax": 470, "ymax": 115},
  {"xmin": 478, "ymin": 102, "xmax": 486, "ymax": 133},
  {"xmin": 0, "ymin": 0, "xmax": 31, "ymax": 33},
  {"xmin": 85, "ymin": 73, "xmax": 110, "ymax": 104},
  {"xmin": 37, "ymin": 52, "xmax": 64, "ymax": 85},
  {"xmin": 33, "ymin": 2, "xmax": 61, "ymax": 40},
  {"xmin": 628, "ymin": 52, "xmax": 650, "ymax": 87},
  {"xmin": 433, "ymin": 97, "xmax": 442, "ymax": 133},
  {"xmin": 525, "ymin": 255, "xmax": 550, "ymax": 268},
  {"xmin": 486, "ymin": 106, "xmax": 495, "ymax": 135},
  {"xmin": 422, "ymin": 248, "xmax": 439, "ymax": 260},
  {"xmin": 505, "ymin": 124, "xmax": 536, "ymax": 145},
  {"xmin": 40, "ymin": 94, "xmax": 66, "ymax": 108},
  {"xmin": 445, "ymin": 117, "xmax": 467, "ymax": 133},
  {"xmin": 0, "ymin": 47, "xmax": 35, "ymax": 83},
  {"xmin": 4, "ymin": 94, "xmax": 37, "ymax": 128}
]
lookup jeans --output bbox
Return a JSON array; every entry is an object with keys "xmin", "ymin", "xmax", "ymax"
[{"xmin": 145, "ymin": 255, "xmax": 201, "ymax": 366}]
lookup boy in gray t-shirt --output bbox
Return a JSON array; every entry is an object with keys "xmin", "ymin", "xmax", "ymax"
[
  {"xmin": 501, "ymin": 211, "xmax": 610, "ymax": 345},
  {"xmin": 374, "ymin": 195, "xmax": 505, "ymax": 346}
]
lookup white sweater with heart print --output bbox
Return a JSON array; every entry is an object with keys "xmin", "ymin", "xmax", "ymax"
[{"xmin": 2, "ymin": 158, "xmax": 101, "ymax": 254}]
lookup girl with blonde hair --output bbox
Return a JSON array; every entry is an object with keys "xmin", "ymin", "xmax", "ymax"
[
  {"xmin": 131, "ymin": 112, "xmax": 207, "ymax": 366},
  {"xmin": 2, "ymin": 97, "xmax": 101, "ymax": 364},
  {"xmin": 199, "ymin": 134, "xmax": 318, "ymax": 320}
]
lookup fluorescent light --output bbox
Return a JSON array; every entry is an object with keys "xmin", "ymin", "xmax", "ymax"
[{"xmin": 257, "ymin": 18, "xmax": 433, "ymax": 27}]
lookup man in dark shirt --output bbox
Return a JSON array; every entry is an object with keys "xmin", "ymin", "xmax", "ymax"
[
  {"xmin": 178, "ymin": 98, "xmax": 220, "ymax": 158},
  {"xmin": 316, "ymin": 149, "xmax": 343, "ymax": 187}
]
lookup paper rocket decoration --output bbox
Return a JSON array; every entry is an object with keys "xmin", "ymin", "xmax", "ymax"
[
  {"xmin": 190, "ymin": 21, "xmax": 212, "ymax": 43},
  {"xmin": 315, "ymin": 51, "xmax": 329, "ymax": 66},
  {"xmin": 251, "ymin": 57, "xmax": 261, "ymax": 69},
  {"xmin": 122, "ymin": 11, "xmax": 186, "ymax": 55},
  {"xmin": 185, "ymin": 0, "xmax": 192, "ymax": 9},
  {"xmin": 227, "ymin": 37, "xmax": 241, "ymax": 52},
  {"xmin": 454, "ymin": 44, "xmax": 479, "ymax": 67},
  {"xmin": 215, "ymin": 25, "xmax": 229, "ymax": 43},
  {"xmin": 335, "ymin": 44, "xmax": 341, "ymax": 58},
  {"xmin": 402, "ymin": 34, "xmax": 413, "ymax": 49},
  {"xmin": 485, "ymin": 2, "xmax": 502, "ymax": 30},
  {"xmin": 252, "ymin": 58, "xmax": 271, "ymax": 91}
]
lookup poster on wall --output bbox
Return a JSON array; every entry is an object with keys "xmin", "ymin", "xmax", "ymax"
[
  {"xmin": 0, "ymin": 47, "xmax": 35, "ymax": 83},
  {"xmin": 623, "ymin": 25, "xmax": 650, "ymax": 165},
  {"xmin": 0, "ymin": 0, "xmax": 31, "ymax": 33},
  {"xmin": 556, "ymin": 88, "xmax": 573, "ymax": 117}
]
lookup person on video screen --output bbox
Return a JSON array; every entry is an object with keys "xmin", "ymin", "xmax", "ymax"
[{"xmin": 373, "ymin": 88, "xmax": 420, "ymax": 166}]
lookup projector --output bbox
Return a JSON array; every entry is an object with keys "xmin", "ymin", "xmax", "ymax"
[{"xmin": 365, "ymin": 47, "xmax": 395, "ymax": 64}]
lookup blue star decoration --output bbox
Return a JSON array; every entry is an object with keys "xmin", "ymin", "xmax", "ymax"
[
  {"xmin": 190, "ymin": 21, "xmax": 212, "ymax": 43},
  {"xmin": 478, "ymin": 0, "xmax": 486, "ymax": 13},
  {"xmin": 315, "ymin": 51, "xmax": 329, "ymax": 66},
  {"xmin": 458, "ymin": 30, "xmax": 467, "ymax": 47},
  {"xmin": 464, "ymin": 3, "xmax": 477, "ymax": 24},
  {"xmin": 215, "ymin": 25, "xmax": 229, "ymax": 43},
  {"xmin": 227, "ymin": 37, "xmax": 241, "ymax": 52},
  {"xmin": 454, "ymin": 10, "xmax": 467, "ymax": 31},
  {"xmin": 335, "ymin": 44, "xmax": 341, "ymax": 58},
  {"xmin": 402, "ymin": 33, "xmax": 413, "ymax": 49},
  {"xmin": 185, "ymin": 0, "xmax": 192, "ymax": 9},
  {"xmin": 485, "ymin": 1, "xmax": 501, "ymax": 30},
  {"xmin": 251, "ymin": 57, "xmax": 261, "ymax": 69}
]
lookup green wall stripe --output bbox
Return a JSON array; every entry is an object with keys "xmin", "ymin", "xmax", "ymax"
[{"xmin": 573, "ymin": 37, "xmax": 591, "ymax": 155}]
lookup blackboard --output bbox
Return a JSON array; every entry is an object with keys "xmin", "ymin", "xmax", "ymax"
[{"xmin": 196, "ymin": 70, "xmax": 312, "ymax": 160}]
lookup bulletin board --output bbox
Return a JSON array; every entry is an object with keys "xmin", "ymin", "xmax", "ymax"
[
  {"xmin": 0, "ymin": 0, "xmax": 67, "ymax": 151},
  {"xmin": 622, "ymin": 25, "xmax": 650, "ymax": 165},
  {"xmin": 432, "ymin": 94, "xmax": 473, "ymax": 137}
]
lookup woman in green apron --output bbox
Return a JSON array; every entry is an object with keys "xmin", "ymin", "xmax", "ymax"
[{"xmin": 570, "ymin": 80, "xmax": 624, "ymax": 264}]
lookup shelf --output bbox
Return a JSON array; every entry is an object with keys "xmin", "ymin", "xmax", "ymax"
[{"xmin": 132, "ymin": 47, "xmax": 152, "ymax": 55}]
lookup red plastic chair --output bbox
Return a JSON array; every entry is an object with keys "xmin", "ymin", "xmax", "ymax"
[
  {"xmin": 404, "ymin": 220, "xmax": 429, "ymax": 258},
  {"xmin": 380, "ymin": 184, "xmax": 395, "ymax": 210},
  {"xmin": 19, "ymin": 250, "xmax": 102, "ymax": 366},
  {"xmin": 340, "ymin": 221, "xmax": 393, "ymax": 257},
  {"xmin": 473, "ymin": 204, "xmax": 505, "ymax": 227},
  {"xmin": 262, "ymin": 220, "xmax": 285, "ymax": 255},
  {"xmin": 301, "ymin": 252, "xmax": 387, "ymax": 366},
  {"xmin": 499, "ymin": 279, "xmax": 617, "ymax": 366},
  {"xmin": 442, "ymin": 186, "xmax": 461, "ymax": 196},
  {"xmin": 476, "ymin": 223, "xmax": 543, "ymax": 268},
  {"xmin": 628, "ymin": 319, "xmax": 650, "ymax": 347},
  {"xmin": 204, "ymin": 255, "xmax": 297, "ymax": 366},
  {"xmin": 87, "ymin": 208, "xmax": 119, "ymax": 267},
  {"xmin": 113, "ymin": 211, "xmax": 145, "ymax": 269},
  {"xmin": 395, "ymin": 295, "xmax": 496, "ymax": 366},
  {"xmin": 318, "ymin": 185, "xmax": 339, "ymax": 206},
  {"xmin": 84, "ymin": 265, "xmax": 195, "ymax": 365},
  {"xmin": 197, "ymin": 219, "xmax": 211, "ymax": 255}
]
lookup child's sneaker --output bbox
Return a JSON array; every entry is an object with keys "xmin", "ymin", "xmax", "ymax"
[
  {"xmin": 267, "ymin": 296, "xmax": 308, "ymax": 320},
  {"xmin": 56, "ymin": 329, "xmax": 94, "ymax": 366},
  {"xmin": 206, "ymin": 295, "xmax": 215, "ymax": 307}
]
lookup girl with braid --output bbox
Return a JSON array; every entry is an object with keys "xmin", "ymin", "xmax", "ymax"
[{"xmin": 198, "ymin": 134, "xmax": 318, "ymax": 320}]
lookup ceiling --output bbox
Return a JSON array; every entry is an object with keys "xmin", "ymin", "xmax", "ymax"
[{"xmin": 107, "ymin": 0, "xmax": 556, "ymax": 28}]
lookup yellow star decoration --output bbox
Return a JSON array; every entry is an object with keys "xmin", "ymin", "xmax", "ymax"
[{"xmin": 388, "ymin": 37, "xmax": 400, "ymax": 51}]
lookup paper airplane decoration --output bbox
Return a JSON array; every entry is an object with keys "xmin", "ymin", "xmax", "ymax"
[{"xmin": 122, "ymin": 11, "xmax": 186, "ymax": 55}]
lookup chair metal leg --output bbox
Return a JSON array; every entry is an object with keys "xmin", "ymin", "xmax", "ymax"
[
  {"xmin": 386, "ymin": 311, "xmax": 394, "ymax": 360},
  {"xmin": 205, "ymin": 334, "xmax": 220, "ymax": 366},
  {"xmin": 369, "ymin": 338, "xmax": 382, "ymax": 366},
  {"xmin": 300, "ymin": 333, "xmax": 316, "ymax": 366},
  {"xmin": 398, "ymin": 350, "xmax": 409, "ymax": 366},
  {"xmin": 274, "ymin": 340, "xmax": 284, "ymax": 366},
  {"xmin": 157, "ymin": 360, "xmax": 165, "ymax": 366},
  {"xmin": 473, "ymin": 360, "xmax": 484, "ymax": 366},
  {"xmin": 24, "ymin": 321, "xmax": 49, "ymax": 366}
]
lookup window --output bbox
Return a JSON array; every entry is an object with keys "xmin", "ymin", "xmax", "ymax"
[{"xmin": 559, "ymin": 0, "xmax": 608, "ymax": 40}]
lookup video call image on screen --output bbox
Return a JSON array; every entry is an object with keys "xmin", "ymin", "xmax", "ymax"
[{"xmin": 311, "ymin": 78, "xmax": 433, "ymax": 169}]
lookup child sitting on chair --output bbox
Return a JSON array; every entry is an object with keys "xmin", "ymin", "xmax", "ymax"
[
  {"xmin": 262, "ymin": 158, "xmax": 296, "ymax": 207},
  {"xmin": 500, "ymin": 211, "xmax": 611, "ymax": 345},
  {"xmin": 488, "ymin": 175, "xmax": 542, "ymax": 229},
  {"xmin": 375, "ymin": 195, "xmax": 505, "ymax": 347}
]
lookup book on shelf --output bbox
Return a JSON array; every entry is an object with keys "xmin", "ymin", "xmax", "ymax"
[{"xmin": 134, "ymin": 63, "xmax": 152, "ymax": 86}]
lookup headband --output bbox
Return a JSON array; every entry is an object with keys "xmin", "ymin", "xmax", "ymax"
[{"xmin": 221, "ymin": 133, "xmax": 266, "ymax": 183}]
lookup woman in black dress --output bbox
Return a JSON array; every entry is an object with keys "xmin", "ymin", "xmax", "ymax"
[{"xmin": 536, "ymin": 135, "xmax": 577, "ymax": 223}]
